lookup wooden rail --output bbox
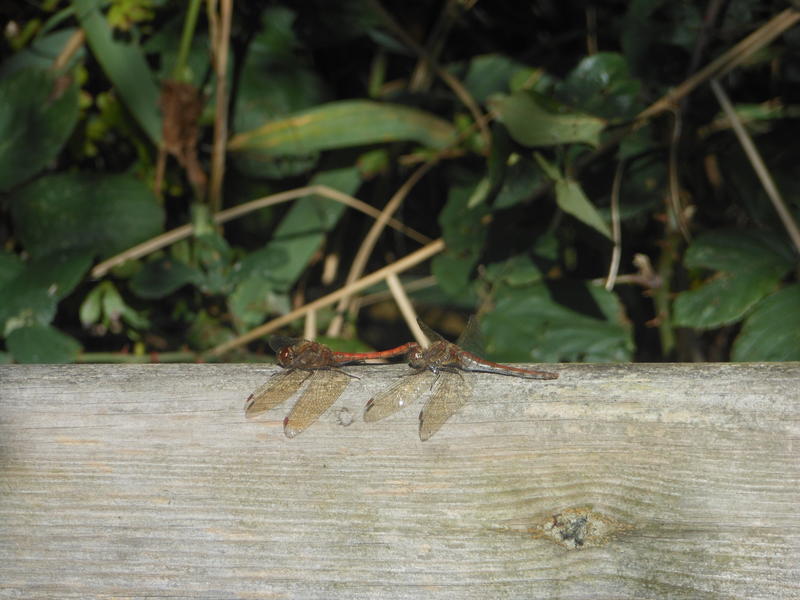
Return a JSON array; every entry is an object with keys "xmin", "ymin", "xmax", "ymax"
[{"xmin": 1, "ymin": 362, "xmax": 798, "ymax": 599}]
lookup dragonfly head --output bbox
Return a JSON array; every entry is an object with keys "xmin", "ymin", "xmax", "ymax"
[
  {"xmin": 276, "ymin": 346, "xmax": 296, "ymax": 367},
  {"xmin": 406, "ymin": 343, "xmax": 426, "ymax": 368}
]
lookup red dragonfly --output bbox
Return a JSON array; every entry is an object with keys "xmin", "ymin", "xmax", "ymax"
[
  {"xmin": 363, "ymin": 318, "xmax": 559, "ymax": 440},
  {"xmin": 245, "ymin": 335, "xmax": 413, "ymax": 438}
]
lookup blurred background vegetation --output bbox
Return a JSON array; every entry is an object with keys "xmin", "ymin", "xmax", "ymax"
[{"xmin": 1, "ymin": 0, "xmax": 798, "ymax": 364}]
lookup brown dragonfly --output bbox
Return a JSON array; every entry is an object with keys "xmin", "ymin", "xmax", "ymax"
[
  {"xmin": 245, "ymin": 336, "xmax": 413, "ymax": 438},
  {"xmin": 363, "ymin": 318, "xmax": 559, "ymax": 440}
]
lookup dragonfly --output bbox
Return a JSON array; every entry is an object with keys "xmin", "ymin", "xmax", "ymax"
[
  {"xmin": 363, "ymin": 318, "xmax": 559, "ymax": 441},
  {"xmin": 245, "ymin": 335, "xmax": 414, "ymax": 438}
]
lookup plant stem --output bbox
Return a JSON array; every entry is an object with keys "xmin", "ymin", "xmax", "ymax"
[{"xmin": 173, "ymin": 0, "xmax": 202, "ymax": 82}]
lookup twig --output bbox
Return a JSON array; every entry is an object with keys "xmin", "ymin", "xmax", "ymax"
[
  {"xmin": 666, "ymin": 108, "xmax": 692, "ymax": 241},
  {"xmin": 205, "ymin": 239, "xmax": 446, "ymax": 358},
  {"xmin": 366, "ymin": 0, "xmax": 491, "ymax": 150},
  {"xmin": 637, "ymin": 8, "xmax": 800, "ymax": 121},
  {"xmin": 51, "ymin": 29, "xmax": 85, "ymax": 72},
  {"xmin": 90, "ymin": 185, "xmax": 431, "ymax": 278},
  {"xmin": 604, "ymin": 160, "xmax": 625, "ymax": 291},
  {"xmin": 409, "ymin": 0, "xmax": 457, "ymax": 92},
  {"xmin": 585, "ymin": 6, "xmax": 598, "ymax": 55},
  {"xmin": 327, "ymin": 160, "xmax": 439, "ymax": 336},
  {"xmin": 303, "ymin": 309, "xmax": 317, "ymax": 342},
  {"xmin": 709, "ymin": 78, "xmax": 800, "ymax": 254},
  {"xmin": 385, "ymin": 273, "xmax": 427, "ymax": 346},
  {"xmin": 207, "ymin": 0, "xmax": 232, "ymax": 214},
  {"xmin": 356, "ymin": 275, "xmax": 437, "ymax": 308},
  {"xmin": 573, "ymin": 9, "xmax": 800, "ymax": 182}
]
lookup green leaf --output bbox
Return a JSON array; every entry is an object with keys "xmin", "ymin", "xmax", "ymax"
[
  {"xmin": 489, "ymin": 90, "xmax": 605, "ymax": 147},
  {"xmin": 0, "ymin": 251, "xmax": 92, "ymax": 335},
  {"xmin": 535, "ymin": 154, "xmax": 611, "ymax": 238},
  {"xmin": 467, "ymin": 176, "xmax": 492, "ymax": 208},
  {"xmin": 0, "ymin": 67, "xmax": 79, "ymax": 191},
  {"xmin": 683, "ymin": 230, "xmax": 793, "ymax": 273},
  {"xmin": 483, "ymin": 281, "xmax": 633, "ymax": 363},
  {"xmin": 439, "ymin": 179, "xmax": 490, "ymax": 254},
  {"xmin": 79, "ymin": 283, "xmax": 104, "ymax": 326},
  {"xmin": 432, "ymin": 177, "xmax": 490, "ymax": 295},
  {"xmin": 431, "ymin": 254, "xmax": 478, "ymax": 298},
  {"xmin": 233, "ymin": 6, "xmax": 328, "ymax": 133},
  {"xmin": 234, "ymin": 246, "xmax": 290, "ymax": 286},
  {"xmin": 356, "ymin": 148, "xmax": 390, "ymax": 178},
  {"xmin": 257, "ymin": 167, "xmax": 360, "ymax": 290},
  {"xmin": 732, "ymin": 284, "xmax": 800, "ymax": 361},
  {"xmin": 228, "ymin": 276, "xmax": 290, "ymax": 331},
  {"xmin": 73, "ymin": 0, "xmax": 162, "ymax": 144},
  {"xmin": 130, "ymin": 258, "xmax": 200, "ymax": 299},
  {"xmin": 11, "ymin": 173, "xmax": 164, "ymax": 260},
  {"xmin": 229, "ymin": 167, "xmax": 361, "ymax": 328},
  {"xmin": 673, "ymin": 270, "xmax": 784, "ymax": 329},
  {"xmin": 231, "ymin": 6, "xmax": 328, "ymax": 178},
  {"xmin": 0, "ymin": 251, "xmax": 24, "ymax": 286},
  {"xmin": 673, "ymin": 231, "xmax": 793, "ymax": 329},
  {"xmin": 555, "ymin": 179, "xmax": 612, "ymax": 238},
  {"xmin": 463, "ymin": 53, "xmax": 531, "ymax": 104},
  {"xmin": 484, "ymin": 255, "xmax": 544, "ymax": 287},
  {"xmin": 493, "ymin": 154, "xmax": 546, "ymax": 209},
  {"xmin": 557, "ymin": 53, "xmax": 642, "ymax": 120},
  {"xmin": 187, "ymin": 310, "xmax": 237, "ymax": 350},
  {"xmin": 228, "ymin": 100, "xmax": 457, "ymax": 157},
  {"xmin": 181, "ymin": 212, "xmax": 238, "ymax": 296},
  {"xmin": 6, "ymin": 324, "xmax": 81, "ymax": 363},
  {"xmin": 81, "ymin": 281, "xmax": 149, "ymax": 330},
  {"xmin": 101, "ymin": 284, "xmax": 149, "ymax": 330},
  {"xmin": 622, "ymin": 0, "xmax": 703, "ymax": 77}
]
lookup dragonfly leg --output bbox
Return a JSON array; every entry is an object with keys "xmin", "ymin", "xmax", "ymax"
[{"xmin": 327, "ymin": 366, "xmax": 360, "ymax": 380}]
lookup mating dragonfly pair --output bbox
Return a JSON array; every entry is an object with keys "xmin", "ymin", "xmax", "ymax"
[{"xmin": 244, "ymin": 319, "xmax": 559, "ymax": 441}]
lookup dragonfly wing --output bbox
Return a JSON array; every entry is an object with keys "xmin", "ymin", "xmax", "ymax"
[
  {"xmin": 417, "ymin": 318, "xmax": 448, "ymax": 344},
  {"xmin": 283, "ymin": 370, "xmax": 351, "ymax": 438},
  {"xmin": 454, "ymin": 315, "xmax": 485, "ymax": 355},
  {"xmin": 363, "ymin": 370, "xmax": 433, "ymax": 423},
  {"xmin": 418, "ymin": 371, "xmax": 471, "ymax": 441},
  {"xmin": 268, "ymin": 335, "xmax": 302, "ymax": 353},
  {"xmin": 244, "ymin": 369, "xmax": 308, "ymax": 417}
]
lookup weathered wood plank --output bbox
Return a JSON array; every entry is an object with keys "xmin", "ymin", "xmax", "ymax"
[{"xmin": 0, "ymin": 363, "xmax": 798, "ymax": 599}]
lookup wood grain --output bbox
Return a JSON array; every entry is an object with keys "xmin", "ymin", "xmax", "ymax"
[{"xmin": 1, "ymin": 362, "xmax": 798, "ymax": 599}]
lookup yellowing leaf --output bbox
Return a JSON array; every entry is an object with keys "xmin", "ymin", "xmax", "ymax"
[{"xmin": 229, "ymin": 100, "xmax": 456, "ymax": 156}]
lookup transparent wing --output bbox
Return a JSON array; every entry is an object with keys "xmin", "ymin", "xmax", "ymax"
[
  {"xmin": 417, "ymin": 318, "xmax": 448, "ymax": 344},
  {"xmin": 283, "ymin": 370, "xmax": 351, "ymax": 438},
  {"xmin": 363, "ymin": 369, "xmax": 434, "ymax": 423},
  {"xmin": 268, "ymin": 335, "xmax": 301, "ymax": 353},
  {"xmin": 418, "ymin": 370, "xmax": 471, "ymax": 441},
  {"xmin": 454, "ymin": 315, "xmax": 485, "ymax": 356},
  {"xmin": 244, "ymin": 369, "xmax": 308, "ymax": 417}
]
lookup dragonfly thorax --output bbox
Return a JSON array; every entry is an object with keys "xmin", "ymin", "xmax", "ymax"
[
  {"xmin": 277, "ymin": 341, "xmax": 334, "ymax": 369},
  {"xmin": 408, "ymin": 340, "xmax": 458, "ymax": 371}
]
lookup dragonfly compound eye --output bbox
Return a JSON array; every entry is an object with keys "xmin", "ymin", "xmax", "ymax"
[
  {"xmin": 407, "ymin": 348, "xmax": 425, "ymax": 368},
  {"xmin": 277, "ymin": 347, "xmax": 295, "ymax": 366}
]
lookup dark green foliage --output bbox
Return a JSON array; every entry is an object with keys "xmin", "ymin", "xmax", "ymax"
[
  {"xmin": 0, "ymin": 68, "xmax": 79, "ymax": 191},
  {"xmin": 673, "ymin": 231, "xmax": 794, "ymax": 329},
  {"xmin": 0, "ymin": 251, "xmax": 92, "ymax": 340},
  {"xmin": 6, "ymin": 324, "xmax": 82, "ymax": 363},
  {"xmin": 732, "ymin": 284, "xmax": 800, "ymax": 361},
  {"xmin": 1, "ymin": 0, "xmax": 798, "ymax": 363},
  {"xmin": 11, "ymin": 173, "xmax": 164, "ymax": 260}
]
